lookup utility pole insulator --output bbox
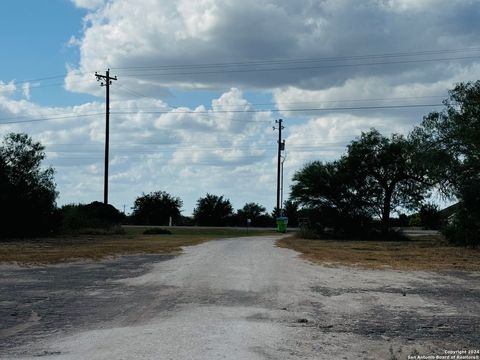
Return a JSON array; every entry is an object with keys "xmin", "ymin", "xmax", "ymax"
[
  {"xmin": 95, "ymin": 69, "xmax": 117, "ymax": 205},
  {"xmin": 273, "ymin": 119, "xmax": 285, "ymax": 217}
]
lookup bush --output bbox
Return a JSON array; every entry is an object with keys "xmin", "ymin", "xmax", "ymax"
[
  {"xmin": 294, "ymin": 206, "xmax": 410, "ymax": 241},
  {"xmin": 443, "ymin": 209, "xmax": 480, "ymax": 247},
  {"xmin": 419, "ymin": 203, "xmax": 442, "ymax": 229},
  {"xmin": 193, "ymin": 194, "xmax": 233, "ymax": 226},
  {"xmin": 59, "ymin": 202, "xmax": 125, "ymax": 231},
  {"xmin": 390, "ymin": 214, "xmax": 409, "ymax": 227},
  {"xmin": 409, "ymin": 214, "xmax": 421, "ymax": 227},
  {"xmin": 143, "ymin": 228, "xmax": 172, "ymax": 235},
  {"xmin": 295, "ymin": 206, "xmax": 374, "ymax": 240},
  {"xmin": 177, "ymin": 215, "xmax": 195, "ymax": 226},
  {"xmin": 0, "ymin": 133, "xmax": 58, "ymax": 238},
  {"xmin": 298, "ymin": 224, "xmax": 319, "ymax": 239},
  {"xmin": 68, "ymin": 226, "xmax": 126, "ymax": 235},
  {"xmin": 131, "ymin": 191, "xmax": 182, "ymax": 226},
  {"xmin": 443, "ymin": 182, "xmax": 480, "ymax": 247}
]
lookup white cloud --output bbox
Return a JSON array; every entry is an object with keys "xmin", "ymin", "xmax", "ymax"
[
  {"xmin": 64, "ymin": 0, "xmax": 480, "ymax": 96},
  {"xmin": 0, "ymin": 81, "xmax": 16, "ymax": 96},
  {"xmin": 0, "ymin": 88, "xmax": 277, "ymax": 213},
  {"xmin": 22, "ymin": 82, "xmax": 31, "ymax": 100},
  {"xmin": 71, "ymin": 0, "xmax": 105, "ymax": 10},
  {"xmin": 6, "ymin": 0, "xmax": 480, "ymax": 213}
]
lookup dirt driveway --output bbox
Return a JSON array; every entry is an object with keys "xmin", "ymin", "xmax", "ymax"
[{"xmin": 1, "ymin": 236, "xmax": 479, "ymax": 359}]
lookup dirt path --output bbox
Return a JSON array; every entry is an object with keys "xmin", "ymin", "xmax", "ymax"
[{"xmin": 1, "ymin": 236, "xmax": 479, "ymax": 359}]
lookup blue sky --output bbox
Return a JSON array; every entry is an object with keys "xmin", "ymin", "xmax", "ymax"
[
  {"xmin": 0, "ymin": 1, "xmax": 89, "ymax": 105},
  {"xmin": 1, "ymin": 0, "xmax": 479, "ymax": 215}
]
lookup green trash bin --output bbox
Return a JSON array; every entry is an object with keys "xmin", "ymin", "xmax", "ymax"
[{"xmin": 276, "ymin": 217, "xmax": 288, "ymax": 233}]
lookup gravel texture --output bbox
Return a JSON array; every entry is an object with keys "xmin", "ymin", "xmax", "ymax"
[{"xmin": 0, "ymin": 236, "xmax": 479, "ymax": 359}]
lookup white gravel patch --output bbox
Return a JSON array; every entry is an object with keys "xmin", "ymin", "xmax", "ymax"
[{"xmin": 5, "ymin": 235, "xmax": 477, "ymax": 359}]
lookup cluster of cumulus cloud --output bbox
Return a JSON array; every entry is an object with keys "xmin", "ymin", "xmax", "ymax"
[{"xmin": 1, "ymin": 0, "xmax": 480, "ymax": 211}]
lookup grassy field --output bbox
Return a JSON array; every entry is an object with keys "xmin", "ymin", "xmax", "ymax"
[
  {"xmin": 0, "ymin": 227, "xmax": 275, "ymax": 265},
  {"xmin": 4, "ymin": 227, "xmax": 477, "ymax": 270},
  {"xmin": 277, "ymin": 234, "xmax": 480, "ymax": 271}
]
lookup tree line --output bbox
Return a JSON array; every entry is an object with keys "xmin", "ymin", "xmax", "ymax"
[
  {"xmin": 0, "ymin": 133, "xmax": 282, "ymax": 237},
  {"xmin": 0, "ymin": 135, "xmax": 280, "ymax": 236},
  {"xmin": 290, "ymin": 81, "xmax": 479, "ymax": 246},
  {"xmin": 129, "ymin": 191, "xmax": 280, "ymax": 227},
  {"xmin": 0, "ymin": 81, "xmax": 478, "ymax": 245}
]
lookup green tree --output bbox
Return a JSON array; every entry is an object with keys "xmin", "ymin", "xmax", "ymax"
[
  {"xmin": 419, "ymin": 203, "xmax": 441, "ymax": 230},
  {"xmin": 236, "ymin": 202, "xmax": 272, "ymax": 227},
  {"xmin": 282, "ymin": 200, "xmax": 299, "ymax": 227},
  {"xmin": 443, "ymin": 180, "xmax": 480, "ymax": 247},
  {"xmin": 290, "ymin": 159, "xmax": 368, "ymax": 217},
  {"xmin": 237, "ymin": 202, "xmax": 266, "ymax": 219},
  {"xmin": 193, "ymin": 194, "xmax": 233, "ymax": 226},
  {"xmin": 414, "ymin": 81, "xmax": 480, "ymax": 245},
  {"xmin": 132, "ymin": 191, "xmax": 182, "ymax": 225},
  {"xmin": 290, "ymin": 160, "xmax": 372, "ymax": 237},
  {"xmin": 290, "ymin": 129, "xmax": 431, "ymax": 236},
  {"xmin": 60, "ymin": 202, "xmax": 124, "ymax": 230},
  {"xmin": 0, "ymin": 133, "xmax": 57, "ymax": 237},
  {"xmin": 345, "ymin": 129, "xmax": 430, "ymax": 233}
]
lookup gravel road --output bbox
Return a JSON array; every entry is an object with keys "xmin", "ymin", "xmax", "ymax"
[{"xmin": 1, "ymin": 236, "xmax": 479, "ymax": 359}]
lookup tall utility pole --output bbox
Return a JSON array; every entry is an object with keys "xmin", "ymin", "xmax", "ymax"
[
  {"xmin": 95, "ymin": 69, "xmax": 117, "ymax": 205},
  {"xmin": 280, "ymin": 154, "xmax": 286, "ymax": 214},
  {"xmin": 273, "ymin": 119, "xmax": 285, "ymax": 217}
]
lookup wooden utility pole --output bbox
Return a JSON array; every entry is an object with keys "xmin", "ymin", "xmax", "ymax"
[
  {"xmin": 273, "ymin": 119, "xmax": 285, "ymax": 217},
  {"xmin": 95, "ymin": 69, "xmax": 117, "ymax": 205}
]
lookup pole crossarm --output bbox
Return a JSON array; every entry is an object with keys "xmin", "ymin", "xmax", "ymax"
[{"xmin": 95, "ymin": 71, "xmax": 118, "ymax": 84}]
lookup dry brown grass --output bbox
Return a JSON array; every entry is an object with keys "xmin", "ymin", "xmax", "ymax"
[
  {"xmin": 277, "ymin": 235, "xmax": 480, "ymax": 271},
  {"xmin": 0, "ymin": 227, "xmax": 275, "ymax": 265}
]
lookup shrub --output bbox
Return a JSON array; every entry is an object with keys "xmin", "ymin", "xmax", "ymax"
[
  {"xmin": 294, "ymin": 206, "xmax": 374, "ymax": 240},
  {"xmin": 443, "ymin": 182, "xmax": 480, "ymax": 247},
  {"xmin": 193, "ymin": 194, "xmax": 233, "ymax": 226},
  {"xmin": 143, "ymin": 228, "xmax": 172, "ymax": 235},
  {"xmin": 69, "ymin": 226, "xmax": 126, "ymax": 235},
  {"xmin": 419, "ymin": 203, "xmax": 442, "ymax": 229},
  {"xmin": 0, "ymin": 133, "xmax": 58, "ymax": 238},
  {"xmin": 443, "ymin": 209, "xmax": 480, "ymax": 247},
  {"xmin": 409, "ymin": 214, "xmax": 421, "ymax": 227},
  {"xmin": 177, "ymin": 215, "xmax": 195, "ymax": 226},
  {"xmin": 60, "ymin": 202, "xmax": 125, "ymax": 231},
  {"xmin": 131, "ymin": 191, "xmax": 182, "ymax": 226}
]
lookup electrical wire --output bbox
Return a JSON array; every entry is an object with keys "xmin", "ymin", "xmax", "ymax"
[
  {"xmin": 111, "ymin": 47, "xmax": 480, "ymax": 71},
  {"xmin": 0, "ymin": 103, "xmax": 443, "ymax": 125},
  {"xmin": 118, "ymin": 56, "xmax": 480, "ymax": 77},
  {"xmin": 3, "ymin": 46, "xmax": 480, "ymax": 89},
  {"xmin": 0, "ymin": 113, "xmax": 104, "ymax": 125}
]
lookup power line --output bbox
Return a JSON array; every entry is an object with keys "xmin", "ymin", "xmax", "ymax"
[
  {"xmin": 105, "ymin": 103, "xmax": 442, "ymax": 118},
  {"xmin": 0, "ymin": 103, "xmax": 443, "ymax": 126},
  {"xmin": 108, "ymin": 94, "xmax": 446, "ymax": 109},
  {"xmin": 0, "ymin": 113, "xmax": 103, "ymax": 125},
  {"xmin": 111, "ymin": 47, "xmax": 480, "ymax": 71},
  {"xmin": 116, "ymin": 83, "xmax": 155, "ymax": 99},
  {"xmin": 118, "ymin": 56, "xmax": 480, "ymax": 77},
  {"xmin": 0, "ymin": 96, "xmax": 440, "ymax": 123},
  {"xmin": 2, "ymin": 77, "xmax": 93, "ymax": 92},
  {"xmin": 3, "ymin": 46, "xmax": 479, "ymax": 87},
  {"xmin": 44, "ymin": 144, "xmax": 348, "ymax": 154},
  {"xmin": 44, "ymin": 147, "xmax": 346, "ymax": 166}
]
